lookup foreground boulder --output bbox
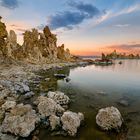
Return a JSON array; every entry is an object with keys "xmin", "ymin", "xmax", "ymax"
[
  {"xmin": 96, "ymin": 106, "xmax": 123, "ymax": 131},
  {"xmin": 1, "ymin": 104, "xmax": 40, "ymax": 137},
  {"xmin": 47, "ymin": 91, "xmax": 70, "ymax": 105},
  {"xmin": 61, "ymin": 111, "xmax": 84, "ymax": 136},
  {"xmin": 37, "ymin": 96, "xmax": 64, "ymax": 118}
]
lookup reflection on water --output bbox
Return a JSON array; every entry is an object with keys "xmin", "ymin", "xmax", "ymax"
[{"xmin": 39, "ymin": 60, "xmax": 140, "ymax": 140}]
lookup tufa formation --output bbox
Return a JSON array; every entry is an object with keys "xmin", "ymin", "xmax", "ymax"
[{"xmin": 0, "ymin": 17, "xmax": 75, "ymax": 63}]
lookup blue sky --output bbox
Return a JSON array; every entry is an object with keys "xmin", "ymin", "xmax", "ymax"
[{"xmin": 0, "ymin": 0, "xmax": 140, "ymax": 55}]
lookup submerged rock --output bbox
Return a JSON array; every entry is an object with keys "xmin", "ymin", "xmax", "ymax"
[
  {"xmin": 49, "ymin": 115, "xmax": 60, "ymax": 130},
  {"xmin": 117, "ymin": 100, "xmax": 129, "ymax": 107},
  {"xmin": 97, "ymin": 91, "xmax": 107, "ymax": 96},
  {"xmin": 37, "ymin": 96, "xmax": 64, "ymax": 118},
  {"xmin": 1, "ymin": 104, "xmax": 40, "ymax": 137},
  {"xmin": 65, "ymin": 78, "xmax": 71, "ymax": 82},
  {"xmin": 32, "ymin": 136, "xmax": 39, "ymax": 140},
  {"xmin": 54, "ymin": 74, "xmax": 66, "ymax": 78},
  {"xmin": 96, "ymin": 106, "xmax": 123, "ymax": 131},
  {"xmin": 0, "ymin": 133, "xmax": 18, "ymax": 140},
  {"xmin": 47, "ymin": 91, "xmax": 70, "ymax": 105},
  {"xmin": 61, "ymin": 111, "xmax": 84, "ymax": 136}
]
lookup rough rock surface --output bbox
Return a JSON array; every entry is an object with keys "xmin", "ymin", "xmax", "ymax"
[
  {"xmin": 1, "ymin": 104, "xmax": 40, "ymax": 137},
  {"xmin": 47, "ymin": 91, "xmax": 70, "ymax": 105},
  {"xmin": 0, "ymin": 17, "xmax": 8, "ymax": 56},
  {"xmin": 37, "ymin": 96, "xmax": 64, "ymax": 117},
  {"xmin": 0, "ymin": 17, "xmax": 76, "ymax": 63},
  {"xmin": 57, "ymin": 44, "xmax": 72, "ymax": 61},
  {"xmin": 49, "ymin": 115, "xmax": 60, "ymax": 130},
  {"xmin": 96, "ymin": 106, "xmax": 123, "ymax": 131},
  {"xmin": 61, "ymin": 111, "xmax": 84, "ymax": 136},
  {"xmin": 1, "ymin": 101, "xmax": 16, "ymax": 111},
  {"xmin": 0, "ymin": 130, "xmax": 18, "ymax": 140},
  {"xmin": 23, "ymin": 91, "xmax": 35, "ymax": 99}
]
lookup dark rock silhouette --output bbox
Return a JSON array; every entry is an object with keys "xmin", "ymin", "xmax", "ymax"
[{"xmin": 102, "ymin": 50, "xmax": 140, "ymax": 60}]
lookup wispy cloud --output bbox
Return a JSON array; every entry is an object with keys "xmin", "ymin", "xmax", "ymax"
[
  {"xmin": 47, "ymin": 1, "xmax": 103, "ymax": 30},
  {"xmin": 16, "ymin": 28, "xmax": 26, "ymax": 32},
  {"xmin": 114, "ymin": 24, "xmax": 130, "ymax": 27},
  {"xmin": 117, "ymin": 4, "xmax": 140, "ymax": 15},
  {"xmin": 103, "ymin": 43, "xmax": 140, "ymax": 54},
  {"xmin": 108, "ymin": 44, "xmax": 140, "ymax": 49},
  {"xmin": 92, "ymin": 3, "xmax": 140, "ymax": 27},
  {"xmin": 0, "ymin": 0, "xmax": 19, "ymax": 9}
]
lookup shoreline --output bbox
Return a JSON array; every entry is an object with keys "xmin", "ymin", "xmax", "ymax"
[{"xmin": 0, "ymin": 59, "xmax": 89, "ymax": 139}]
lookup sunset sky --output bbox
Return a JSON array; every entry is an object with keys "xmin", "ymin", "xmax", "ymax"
[{"xmin": 0, "ymin": 0, "xmax": 140, "ymax": 56}]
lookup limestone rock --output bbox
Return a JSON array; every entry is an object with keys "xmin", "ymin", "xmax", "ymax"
[
  {"xmin": 96, "ymin": 106, "xmax": 123, "ymax": 131},
  {"xmin": 8, "ymin": 30, "xmax": 17, "ymax": 45},
  {"xmin": 0, "ymin": 133, "xmax": 18, "ymax": 140},
  {"xmin": 1, "ymin": 101, "xmax": 16, "ymax": 111},
  {"xmin": 37, "ymin": 96, "xmax": 64, "ymax": 118},
  {"xmin": 0, "ymin": 84, "xmax": 4, "ymax": 91},
  {"xmin": 61, "ymin": 111, "xmax": 84, "ymax": 136},
  {"xmin": 1, "ymin": 104, "xmax": 40, "ymax": 137},
  {"xmin": 21, "ymin": 83, "xmax": 30, "ymax": 92},
  {"xmin": 0, "ymin": 17, "xmax": 8, "ymax": 56},
  {"xmin": 0, "ymin": 110, "xmax": 5, "ymax": 123},
  {"xmin": 14, "ymin": 82, "xmax": 30, "ymax": 93},
  {"xmin": 57, "ymin": 44, "xmax": 72, "ymax": 61},
  {"xmin": 117, "ymin": 99, "xmax": 129, "ymax": 107},
  {"xmin": 0, "ymin": 18, "xmax": 76, "ymax": 63},
  {"xmin": 49, "ymin": 115, "xmax": 60, "ymax": 130},
  {"xmin": 23, "ymin": 91, "xmax": 35, "ymax": 99},
  {"xmin": 47, "ymin": 91, "xmax": 70, "ymax": 105}
]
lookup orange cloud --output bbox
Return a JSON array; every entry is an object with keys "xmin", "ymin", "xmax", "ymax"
[{"xmin": 70, "ymin": 43, "xmax": 140, "ymax": 56}]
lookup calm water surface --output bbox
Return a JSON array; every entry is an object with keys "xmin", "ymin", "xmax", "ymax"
[{"xmin": 39, "ymin": 60, "xmax": 140, "ymax": 140}]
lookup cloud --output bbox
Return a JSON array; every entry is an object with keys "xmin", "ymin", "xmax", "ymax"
[
  {"xmin": 106, "ymin": 44, "xmax": 140, "ymax": 53},
  {"xmin": 109, "ymin": 44, "xmax": 140, "ymax": 49},
  {"xmin": 118, "ymin": 4, "xmax": 140, "ymax": 16},
  {"xmin": 48, "ymin": 1, "xmax": 102, "ymax": 30},
  {"xmin": 16, "ymin": 28, "xmax": 26, "ymax": 32},
  {"xmin": 91, "ymin": 3, "xmax": 140, "ymax": 28},
  {"xmin": 68, "ymin": 1, "xmax": 101, "ymax": 18},
  {"xmin": 0, "ymin": 0, "xmax": 19, "ymax": 9},
  {"xmin": 36, "ymin": 24, "xmax": 45, "ymax": 30},
  {"xmin": 98, "ymin": 43, "xmax": 140, "ymax": 55},
  {"xmin": 114, "ymin": 24, "xmax": 130, "ymax": 27},
  {"xmin": 10, "ymin": 24, "xmax": 19, "ymax": 27}
]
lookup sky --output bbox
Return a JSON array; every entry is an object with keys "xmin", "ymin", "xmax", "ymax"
[{"xmin": 0, "ymin": 0, "xmax": 140, "ymax": 56}]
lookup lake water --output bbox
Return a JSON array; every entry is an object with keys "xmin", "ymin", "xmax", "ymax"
[{"xmin": 39, "ymin": 60, "xmax": 140, "ymax": 140}]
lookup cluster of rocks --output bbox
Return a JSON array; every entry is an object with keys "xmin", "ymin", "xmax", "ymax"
[
  {"xmin": 0, "ymin": 79, "xmax": 32, "ymax": 95},
  {"xmin": 0, "ymin": 17, "xmax": 76, "ymax": 64},
  {"xmin": 37, "ymin": 91, "xmax": 84, "ymax": 136},
  {"xmin": 0, "ymin": 85, "xmax": 84, "ymax": 138}
]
